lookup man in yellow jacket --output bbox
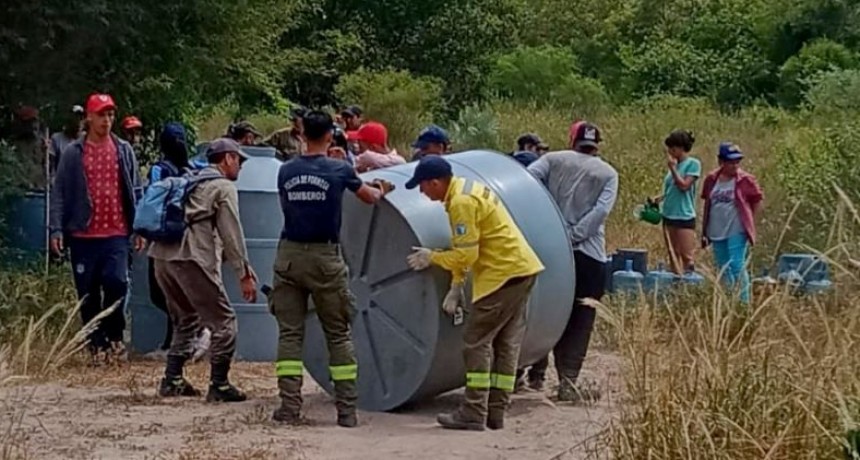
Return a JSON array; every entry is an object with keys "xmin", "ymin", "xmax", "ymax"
[{"xmin": 405, "ymin": 156, "xmax": 544, "ymax": 431}]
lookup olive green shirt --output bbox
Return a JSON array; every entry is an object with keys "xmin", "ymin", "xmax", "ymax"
[{"xmin": 265, "ymin": 127, "xmax": 305, "ymax": 161}]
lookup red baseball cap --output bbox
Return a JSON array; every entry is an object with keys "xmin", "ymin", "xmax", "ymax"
[
  {"xmin": 86, "ymin": 93, "xmax": 116, "ymax": 114},
  {"xmin": 121, "ymin": 116, "xmax": 143, "ymax": 130},
  {"xmin": 352, "ymin": 122, "xmax": 388, "ymax": 146},
  {"xmin": 569, "ymin": 120, "xmax": 601, "ymax": 149}
]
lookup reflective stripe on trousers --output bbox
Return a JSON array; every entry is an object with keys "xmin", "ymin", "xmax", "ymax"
[
  {"xmin": 491, "ymin": 373, "xmax": 516, "ymax": 392},
  {"xmin": 466, "ymin": 372, "xmax": 491, "ymax": 389},
  {"xmin": 275, "ymin": 360, "xmax": 303, "ymax": 377},
  {"xmin": 330, "ymin": 364, "xmax": 358, "ymax": 381}
]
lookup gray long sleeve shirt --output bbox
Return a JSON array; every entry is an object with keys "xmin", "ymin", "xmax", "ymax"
[{"xmin": 528, "ymin": 150, "xmax": 619, "ymax": 262}]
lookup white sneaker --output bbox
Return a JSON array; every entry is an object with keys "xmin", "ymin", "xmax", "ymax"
[{"xmin": 191, "ymin": 328, "xmax": 211, "ymax": 363}]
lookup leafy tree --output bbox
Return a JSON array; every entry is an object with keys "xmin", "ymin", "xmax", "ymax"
[
  {"xmin": 335, "ymin": 69, "xmax": 443, "ymax": 146},
  {"xmin": 0, "ymin": 0, "xmax": 299, "ymax": 128},
  {"xmin": 777, "ymin": 39, "xmax": 859, "ymax": 107},
  {"xmin": 804, "ymin": 68, "xmax": 860, "ymax": 113},
  {"xmin": 489, "ymin": 46, "xmax": 609, "ymax": 114}
]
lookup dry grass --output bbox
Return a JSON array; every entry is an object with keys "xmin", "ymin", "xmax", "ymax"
[{"xmin": 588, "ymin": 246, "xmax": 860, "ymax": 459}]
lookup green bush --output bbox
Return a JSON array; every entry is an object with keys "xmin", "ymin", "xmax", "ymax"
[
  {"xmin": 488, "ymin": 45, "xmax": 610, "ymax": 114},
  {"xmin": 450, "ymin": 105, "xmax": 501, "ymax": 151},
  {"xmin": 777, "ymin": 39, "xmax": 859, "ymax": 108},
  {"xmin": 804, "ymin": 68, "xmax": 860, "ymax": 114},
  {"xmin": 335, "ymin": 69, "xmax": 444, "ymax": 149},
  {"xmin": 776, "ymin": 120, "xmax": 860, "ymax": 245}
]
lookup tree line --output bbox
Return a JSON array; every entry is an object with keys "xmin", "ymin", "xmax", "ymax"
[{"xmin": 2, "ymin": 0, "xmax": 859, "ymax": 129}]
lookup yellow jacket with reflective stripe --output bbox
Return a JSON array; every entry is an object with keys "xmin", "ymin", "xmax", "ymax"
[{"xmin": 429, "ymin": 176, "xmax": 544, "ymax": 302}]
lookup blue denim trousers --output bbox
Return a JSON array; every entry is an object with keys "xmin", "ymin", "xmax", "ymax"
[{"xmin": 711, "ymin": 233, "xmax": 751, "ymax": 304}]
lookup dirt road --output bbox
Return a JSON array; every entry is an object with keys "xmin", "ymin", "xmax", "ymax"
[{"xmin": 1, "ymin": 352, "xmax": 619, "ymax": 460}]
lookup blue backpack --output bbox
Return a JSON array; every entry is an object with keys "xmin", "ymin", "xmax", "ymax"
[{"xmin": 133, "ymin": 170, "xmax": 223, "ymax": 243}]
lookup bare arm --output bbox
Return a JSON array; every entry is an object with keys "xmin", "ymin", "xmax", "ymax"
[
  {"xmin": 355, "ymin": 183, "xmax": 384, "ymax": 204},
  {"xmin": 669, "ymin": 165, "xmax": 697, "ymax": 191}
]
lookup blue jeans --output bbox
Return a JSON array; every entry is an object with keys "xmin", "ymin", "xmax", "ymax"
[{"xmin": 711, "ymin": 233, "xmax": 750, "ymax": 304}]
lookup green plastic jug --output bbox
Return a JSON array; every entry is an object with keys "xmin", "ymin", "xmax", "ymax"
[{"xmin": 633, "ymin": 201, "xmax": 662, "ymax": 225}]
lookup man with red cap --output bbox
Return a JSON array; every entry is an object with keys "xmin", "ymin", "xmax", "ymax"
[
  {"xmin": 525, "ymin": 120, "xmax": 618, "ymax": 404},
  {"xmin": 350, "ymin": 121, "xmax": 406, "ymax": 172},
  {"xmin": 50, "ymin": 93, "xmax": 145, "ymax": 363},
  {"xmin": 120, "ymin": 116, "xmax": 144, "ymax": 154}
]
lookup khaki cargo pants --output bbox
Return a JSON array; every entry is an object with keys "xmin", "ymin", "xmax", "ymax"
[
  {"xmin": 461, "ymin": 275, "xmax": 536, "ymax": 422},
  {"xmin": 153, "ymin": 260, "xmax": 237, "ymax": 365},
  {"xmin": 270, "ymin": 240, "xmax": 357, "ymax": 415}
]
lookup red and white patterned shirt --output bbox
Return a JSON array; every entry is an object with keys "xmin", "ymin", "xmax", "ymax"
[{"xmin": 73, "ymin": 138, "xmax": 128, "ymax": 238}]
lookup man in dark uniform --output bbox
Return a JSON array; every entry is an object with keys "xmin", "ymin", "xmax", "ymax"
[{"xmin": 269, "ymin": 110, "xmax": 393, "ymax": 428}]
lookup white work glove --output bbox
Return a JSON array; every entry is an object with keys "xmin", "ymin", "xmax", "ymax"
[
  {"xmin": 442, "ymin": 282, "xmax": 465, "ymax": 316},
  {"xmin": 407, "ymin": 246, "xmax": 432, "ymax": 271}
]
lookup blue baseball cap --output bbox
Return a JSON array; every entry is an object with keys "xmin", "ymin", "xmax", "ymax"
[
  {"xmin": 405, "ymin": 156, "xmax": 453, "ymax": 189},
  {"xmin": 412, "ymin": 125, "xmax": 450, "ymax": 149},
  {"xmin": 718, "ymin": 142, "xmax": 744, "ymax": 161}
]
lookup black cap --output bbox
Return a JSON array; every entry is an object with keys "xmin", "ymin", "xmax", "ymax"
[
  {"xmin": 405, "ymin": 156, "xmax": 453, "ymax": 189},
  {"xmin": 516, "ymin": 133, "xmax": 547, "ymax": 150},
  {"xmin": 340, "ymin": 105, "xmax": 363, "ymax": 118}
]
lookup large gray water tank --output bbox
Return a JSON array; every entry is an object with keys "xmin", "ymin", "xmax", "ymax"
[
  {"xmin": 128, "ymin": 148, "xmax": 576, "ymax": 412},
  {"xmin": 302, "ymin": 150, "xmax": 576, "ymax": 411}
]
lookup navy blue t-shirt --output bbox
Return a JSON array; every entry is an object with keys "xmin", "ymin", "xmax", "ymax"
[{"xmin": 278, "ymin": 155, "xmax": 363, "ymax": 243}]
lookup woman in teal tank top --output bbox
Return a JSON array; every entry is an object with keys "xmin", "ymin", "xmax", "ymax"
[{"xmin": 652, "ymin": 130, "xmax": 702, "ymax": 274}]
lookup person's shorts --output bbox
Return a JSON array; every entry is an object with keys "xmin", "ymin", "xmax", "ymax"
[{"xmin": 663, "ymin": 217, "xmax": 696, "ymax": 230}]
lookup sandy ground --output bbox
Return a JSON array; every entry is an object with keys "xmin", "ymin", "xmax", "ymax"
[{"xmin": 1, "ymin": 352, "xmax": 620, "ymax": 460}]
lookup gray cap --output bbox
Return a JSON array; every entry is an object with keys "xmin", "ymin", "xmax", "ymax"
[{"xmin": 206, "ymin": 138, "xmax": 250, "ymax": 161}]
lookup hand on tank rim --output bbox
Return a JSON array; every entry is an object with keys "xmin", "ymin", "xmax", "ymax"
[{"xmin": 407, "ymin": 246, "xmax": 432, "ymax": 271}]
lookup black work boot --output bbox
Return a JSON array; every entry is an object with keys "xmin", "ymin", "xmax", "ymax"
[
  {"xmin": 207, "ymin": 382, "xmax": 247, "ymax": 403},
  {"xmin": 159, "ymin": 376, "xmax": 201, "ymax": 397},
  {"xmin": 486, "ymin": 410, "xmax": 505, "ymax": 431},
  {"xmin": 437, "ymin": 412, "xmax": 485, "ymax": 431},
  {"xmin": 557, "ymin": 380, "xmax": 602, "ymax": 405},
  {"xmin": 272, "ymin": 406, "xmax": 302, "ymax": 424},
  {"xmin": 206, "ymin": 359, "xmax": 245, "ymax": 402},
  {"xmin": 337, "ymin": 412, "xmax": 358, "ymax": 428}
]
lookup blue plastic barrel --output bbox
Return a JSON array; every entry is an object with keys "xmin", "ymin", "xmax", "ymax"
[
  {"xmin": 681, "ymin": 270, "xmax": 705, "ymax": 286},
  {"xmin": 800, "ymin": 258, "xmax": 832, "ymax": 294},
  {"xmin": 645, "ymin": 262, "xmax": 678, "ymax": 295},
  {"xmin": 778, "ymin": 254, "xmax": 822, "ymax": 281},
  {"xmin": 3, "ymin": 191, "xmax": 48, "ymax": 254},
  {"xmin": 613, "ymin": 259, "xmax": 644, "ymax": 295},
  {"xmin": 616, "ymin": 249, "xmax": 648, "ymax": 275},
  {"xmin": 804, "ymin": 278, "xmax": 833, "ymax": 295}
]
